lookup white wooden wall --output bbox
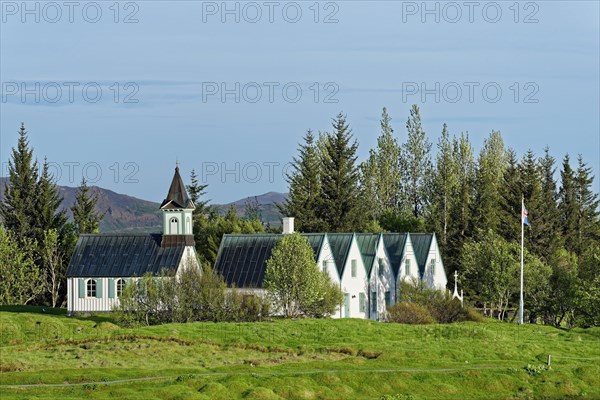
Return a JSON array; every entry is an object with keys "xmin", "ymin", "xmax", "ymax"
[
  {"xmin": 68, "ymin": 246, "xmax": 199, "ymax": 313},
  {"xmin": 67, "ymin": 277, "xmax": 130, "ymax": 313},
  {"xmin": 422, "ymin": 235, "xmax": 448, "ymax": 291},
  {"xmin": 369, "ymin": 238, "xmax": 395, "ymax": 321},
  {"xmin": 396, "ymin": 237, "xmax": 420, "ymax": 297},
  {"xmin": 339, "ymin": 236, "xmax": 369, "ymax": 319},
  {"xmin": 315, "ymin": 237, "xmax": 342, "ymax": 318}
]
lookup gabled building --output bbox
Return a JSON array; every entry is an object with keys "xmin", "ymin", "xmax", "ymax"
[
  {"xmin": 66, "ymin": 165, "xmax": 199, "ymax": 314},
  {"xmin": 212, "ymin": 219, "xmax": 448, "ymax": 320},
  {"xmin": 410, "ymin": 233, "xmax": 447, "ymax": 291}
]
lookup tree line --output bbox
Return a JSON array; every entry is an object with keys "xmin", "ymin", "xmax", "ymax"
[
  {"xmin": 279, "ymin": 106, "xmax": 599, "ymax": 327},
  {"xmin": 2, "ymin": 112, "xmax": 598, "ymax": 328},
  {"xmin": 0, "ymin": 124, "xmax": 104, "ymax": 307}
]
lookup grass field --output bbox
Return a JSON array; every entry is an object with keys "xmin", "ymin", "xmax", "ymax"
[{"xmin": 1, "ymin": 306, "xmax": 599, "ymax": 399}]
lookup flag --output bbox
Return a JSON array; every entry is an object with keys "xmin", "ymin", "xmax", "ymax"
[{"xmin": 522, "ymin": 205, "xmax": 530, "ymax": 226}]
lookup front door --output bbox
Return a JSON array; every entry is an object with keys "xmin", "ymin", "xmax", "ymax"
[{"xmin": 344, "ymin": 293, "xmax": 350, "ymax": 318}]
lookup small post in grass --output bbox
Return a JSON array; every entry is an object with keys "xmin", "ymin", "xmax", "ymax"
[{"xmin": 547, "ymin": 354, "xmax": 551, "ymax": 367}]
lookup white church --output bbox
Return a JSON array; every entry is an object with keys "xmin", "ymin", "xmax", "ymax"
[
  {"xmin": 67, "ymin": 165, "xmax": 448, "ymax": 318},
  {"xmin": 66, "ymin": 165, "xmax": 199, "ymax": 313}
]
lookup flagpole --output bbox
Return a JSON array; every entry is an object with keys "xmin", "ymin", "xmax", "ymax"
[{"xmin": 519, "ymin": 195, "xmax": 524, "ymax": 325}]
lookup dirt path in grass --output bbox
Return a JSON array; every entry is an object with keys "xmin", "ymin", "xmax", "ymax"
[{"xmin": 1, "ymin": 365, "xmax": 530, "ymax": 387}]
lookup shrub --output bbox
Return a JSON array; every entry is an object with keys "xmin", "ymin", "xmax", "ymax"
[
  {"xmin": 387, "ymin": 302, "xmax": 434, "ymax": 324},
  {"xmin": 113, "ymin": 265, "xmax": 270, "ymax": 326},
  {"xmin": 395, "ymin": 279, "xmax": 483, "ymax": 324}
]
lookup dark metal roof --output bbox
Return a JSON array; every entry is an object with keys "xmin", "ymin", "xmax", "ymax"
[
  {"xmin": 66, "ymin": 234, "xmax": 189, "ymax": 277},
  {"xmin": 214, "ymin": 233, "xmax": 325, "ymax": 288},
  {"xmin": 160, "ymin": 166, "xmax": 194, "ymax": 209},
  {"xmin": 355, "ymin": 233, "xmax": 380, "ymax": 275},
  {"xmin": 409, "ymin": 233, "xmax": 434, "ymax": 277},
  {"xmin": 214, "ymin": 234, "xmax": 281, "ymax": 288},
  {"xmin": 382, "ymin": 233, "xmax": 408, "ymax": 276},
  {"xmin": 302, "ymin": 233, "xmax": 325, "ymax": 260},
  {"xmin": 326, "ymin": 233, "xmax": 354, "ymax": 276}
]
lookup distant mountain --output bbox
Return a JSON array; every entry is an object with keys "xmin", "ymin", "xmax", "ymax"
[
  {"xmin": 221, "ymin": 192, "xmax": 288, "ymax": 228},
  {"xmin": 0, "ymin": 177, "xmax": 287, "ymax": 233}
]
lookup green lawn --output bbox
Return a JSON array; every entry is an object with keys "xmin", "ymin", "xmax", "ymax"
[{"xmin": 1, "ymin": 306, "xmax": 599, "ymax": 399}]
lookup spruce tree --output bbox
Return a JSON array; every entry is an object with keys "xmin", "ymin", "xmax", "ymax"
[
  {"xmin": 558, "ymin": 155, "xmax": 579, "ymax": 254},
  {"xmin": 427, "ymin": 123, "xmax": 457, "ymax": 252},
  {"xmin": 534, "ymin": 148, "xmax": 563, "ymax": 261},
  {"xmin": 0, "ymin": 123, "xmax": 38, "ymax": 242},
  {"xmin": 473, "ymin": 131, "xmax": 507, "ymax": 237},
  {"xmin": 187, "ymin": 169, "xmax": 210, "ymax": 217},
  {"xmin": 446, "ymin": 133, "xmax": 475, "ymax": 272},
  {"xmin": 34, "ymin": 158, "xmax": 68, "ymax": 242},
  {"xmin": 361, "ymin": 107, "xmax": 402, "ymax": 217},
  {"xmin": 319, "ymin": 113, "xmax": 363, "ymax": 231},
  {"xmin": 71, "ymin": 178, "xmax": 104, "ymax": 234},
  {"xmin": 519, "ymin": 150, "xmax": 543, "ymax": 254},
  {"xmin": 281, "ymin": 130, "xmax": 324, "ymax": 232},
  {"xmin": 401, "ymin": 105, "xmax": 432, "ymax": 218},
  {"xmin": 573, "ymin": 155, "xmax": 600, "ymax": 255},
  {"xmin": 498, "ymin": 149, "xmax": 521, "ymax": 243}
]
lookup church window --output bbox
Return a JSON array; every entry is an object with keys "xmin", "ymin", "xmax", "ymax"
[
  {"xmin": 87, "ymin": 279, "xmax": 97, "ymax": 298},
  {"xmin": 116, "ymin": 279, "xmax": 126, "ymax": 297}
]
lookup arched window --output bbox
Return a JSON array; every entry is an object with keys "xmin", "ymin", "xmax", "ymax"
[
  {"xmin": 116, "ymin": 279, "xmax": 126, "ymax": 297},
  {"xmin": 87, "ymin": 279, "xmax": 97, "ymax": 297},
  {"xmin": 186, "ymin": 217, "xmax": 191, "ymax": 234},
  {"xmin": 169, "ymin": 217, "xmax": 179, "ymax": 234}
]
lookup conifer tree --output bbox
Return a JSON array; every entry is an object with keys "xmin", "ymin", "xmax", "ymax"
[
  {"xmin": 0, "ymin": 123, "xmax": 38, "ymax": 242},
  {"xmin": 573, "ymin": 155, "xmax": 600, "ymax": 255},
  {"xmin": 519, "ymin": 150, "xmax": 543, "ymax": 254},
  {"xmin": 534, "ymin": 148, "xmax": 563, "ymax": 261},
  {"xmin": 280, "ymin": 130, "xmax": 324, "ymax": 232},
  {"xmin": 427, "ymin": 123, "xmax": 457, "ymax": 251},
  {"xmin": 34, "ymin": 158, "xmax": 68, "ymax": 242},
  {"xmin": 558, "ymin": 155, "xmax": 579, "ymax": 254},
  {"xmin": 187, "ymin": 169, "xmax": 210, "ymax": 217},
  {"xmin": 319, "ymin": 113, "xmax": 363, "ymax": 231},
  {"xmin": 498, "ymin": 149, "xmax": 521, "ymax": 243},
  {"xmin": 473, "ymin": 131, "xmax": 507, "ymax": 237},
  {"xmin": 446, "ymin": 133, "xmax": 475, "ymax": 271},
  {"xmin": 71, "ymin": 178, "xmax": 104, "ymax": 234},
  {"xmin": 401, "ymin": 105, "xmax": 432, "ymax": 218},
  {"xmin": 360, "ymin": 107, "xmax": 402, "ymax": 218}
]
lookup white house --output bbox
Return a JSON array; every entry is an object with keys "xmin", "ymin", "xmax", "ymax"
[
  {"xmin": 213, "ymin": 222, "xmax": 448, "ymax": 320},
  {"xmin": 408, "ymin": 233, "xmax": 448, "ymax": 291},
  {"xmin": 66, "ymin": 165, "xmax": 199, "ymax": 313},
  {"xmin": 358, "ymin": 233, "xmax": 394, "ymax": 321}
]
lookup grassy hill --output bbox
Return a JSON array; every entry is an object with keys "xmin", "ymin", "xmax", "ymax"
[
  {"xmin": 0, "ymin": 178, "xmax": 286, "ymax": 232},
  {"xmin": 1, "ymin": 306, "xmax": 598, "ymax": 399}
]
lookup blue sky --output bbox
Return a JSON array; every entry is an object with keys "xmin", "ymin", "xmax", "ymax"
[{"xmin": 1, "ymin": 1, "xmax": 598, "ymax": 204}]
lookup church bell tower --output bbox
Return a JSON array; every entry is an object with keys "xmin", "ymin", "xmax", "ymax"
[{"xmin": 160, "ymin": 163, "xmax": 195, "ymax": 237}]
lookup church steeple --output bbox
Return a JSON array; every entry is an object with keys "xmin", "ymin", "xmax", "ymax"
[{"xmin": 160, "ymin": 164, "xmax": 195, "ymax": 236}]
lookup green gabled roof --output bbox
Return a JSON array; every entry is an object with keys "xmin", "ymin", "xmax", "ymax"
[
  {"xmin": 301, "ymin": 233, "xmax": 326, "ymax": 260},
  {"xmin": 410, "ymin": 233, "xmax": 434, "ymax": 277},
  {"xmin": 214, "ymin": 233, "xmax": 324, "ymax": 288},
  {"xmin": 214, "ymin": 234, "xmax": 282, "ymax": 288},
  {"xmin": 326, "ymin": 233, "xmax": 354, "ymax": 276},
  {"xmin": 355, "ymin": 233, "xmax": 380, "ymax": 275},
  {"xmin": 382, "ymin": 233, "xmax": 408, "ymax": 276}
]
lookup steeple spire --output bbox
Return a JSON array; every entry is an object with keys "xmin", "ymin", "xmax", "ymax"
[{"xmin": 160, "ymin": 163, "xmax": 195, "ymax": 210}]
